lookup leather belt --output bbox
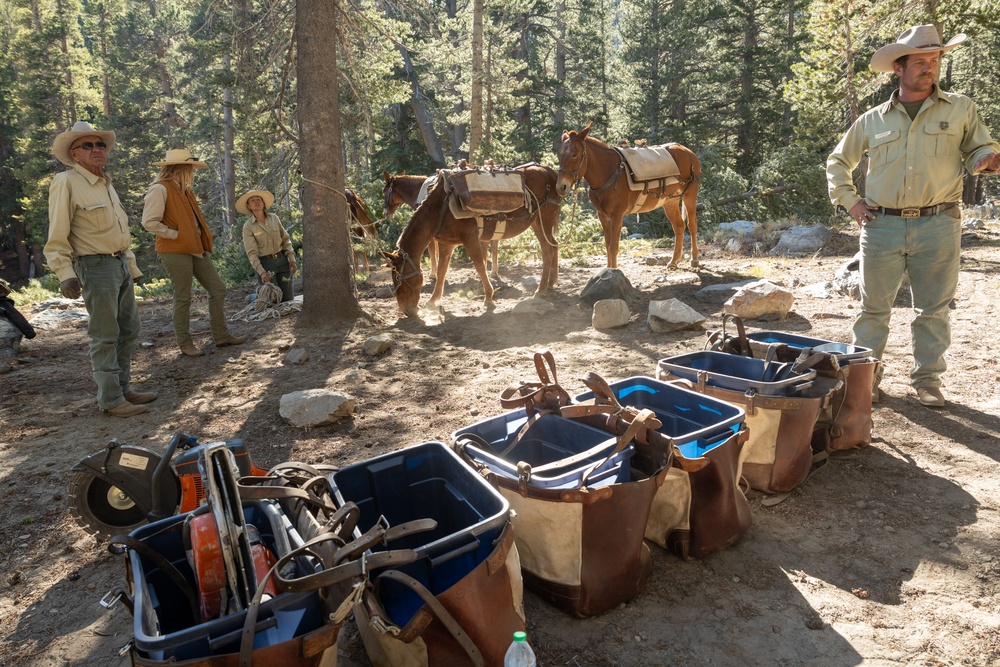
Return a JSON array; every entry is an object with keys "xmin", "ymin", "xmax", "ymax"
[
  {"xmin": 81, "ymin": 251, "xmax": 124, "ymax": 258},
  {"xmin": 260, "ymin": 252, "xmax": 283, "ymax": 260},
  {"xmin": 879, "ymin": 202, "xmax": 958, "ymax": 218}
]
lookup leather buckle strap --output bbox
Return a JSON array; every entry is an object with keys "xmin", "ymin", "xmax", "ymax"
[
  {"xmin": 900, "ymin": 208, "xmax": 921, "ymax": 218},
  {"xmin": 879, "ymin": 202, "xmax": 957, "ymax": 218}
]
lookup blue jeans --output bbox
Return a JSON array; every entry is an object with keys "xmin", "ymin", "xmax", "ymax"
[
  {"xmin": 158, "ymin": 252, "xmax": 231, "ymax": 346},
  {"xmin": 76, "ymin": 254, "xmax": 141, "ymax": 409},
  {"xmin": 853, "ymin": 208, "xmax": 961, "ymax": 389}
]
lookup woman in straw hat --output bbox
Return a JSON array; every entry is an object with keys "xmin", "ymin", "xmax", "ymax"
[
  {"xmin": 141, "ymin": 149, "xmax": 247, "ymax": 357},
  {"xmin": 237, "ymin": 189, "xmax": 297, "ymax": 302},
  {"xmin": 827, "ymin": 24, "xmax": 1000, "ymax": 408}
]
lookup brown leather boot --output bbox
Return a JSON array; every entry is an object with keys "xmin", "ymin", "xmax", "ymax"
[
  {"xmin": 104, "ymin": 400, "xmax": 148, "ymax": 418},
  {"xmin": 124, "ymin": 390, "xmax": 158, "ymax": 404},
  {"xmin": 215, "ymin": 334, "xmax": 247, "ymax": 347},
  {"xmin": 180, "ymin": 343, "xmax": 204, "ymax": 357}
]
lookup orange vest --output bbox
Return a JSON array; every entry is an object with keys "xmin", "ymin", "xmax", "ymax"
[{"xmin": 154, "ymin": 179, "xmax": 214, "ymax": 255}]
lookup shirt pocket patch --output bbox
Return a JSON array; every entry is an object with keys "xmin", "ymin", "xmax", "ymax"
[
  {"xmin": 869, "ymin": 130, "xmax": 901, "ymax": 166},
  {"xmin": 80, "ymin": 202, "xmax": 113, "ymax": 231},
  {"xmin": 923, "ymin": 122, "xmax": 960, "ymax": 157}
]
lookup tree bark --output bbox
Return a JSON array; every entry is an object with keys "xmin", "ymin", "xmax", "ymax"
[
  {"xmin": 469, "ymin": 0, "xmax": 484, "ymax": 163},
  {"xmin": 297, "ymin": 0, "xmax": 360, "ymax": 325},
  {"xmin": 221, "ymin": 53, "xmax": 236, "ymax": 238},
  {"xmin": 398, "ymin": 45, "xmax": 445, "ymax": 165},
  {"xmin": 552, "ymin": 0, "xmax": 566, "ymax": 152}
]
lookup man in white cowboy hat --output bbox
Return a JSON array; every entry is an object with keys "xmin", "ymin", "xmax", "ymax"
[
  {"xmin": 237, "ymin": 189, "xmax": 298, "ymax": 301},
  {"xmin": 44, "ymin": 121, "xmax": 158, "ymax": 417},
  {"xmin": 827, "ymin": 24, "xmax": 1000, "ymax": 408},
  {"xmin": 141, "ymin": 148, "xmax": 247, "ymax": 356}
]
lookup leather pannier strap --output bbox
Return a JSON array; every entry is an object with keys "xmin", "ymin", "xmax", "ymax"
[{"xmin": 373, "ymin": 570, "xmax": 486, "ymax": 667}]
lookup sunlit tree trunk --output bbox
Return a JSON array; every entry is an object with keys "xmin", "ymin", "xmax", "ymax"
[
  {"xmin": 469, "ymin": 0, "xmax": 483, "ymax": 163},
  {"xmin": 297, "ymin": 0, "xmax": 360, "ymax": 325}
]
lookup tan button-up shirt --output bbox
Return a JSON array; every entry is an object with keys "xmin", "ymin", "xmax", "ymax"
[
  {"xmin": 827, "ymin": 85, "xmax": 1000, "ymax": 212},
  {"xmin": 45, "ymin": 164, "xmax": 141, "ymax": 282},
  {"xmin": 242, "ymin": 213, "xmax": 294, "ymax": 276}
]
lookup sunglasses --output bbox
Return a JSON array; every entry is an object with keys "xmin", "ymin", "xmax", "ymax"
[{"xmin": 71, "ymin": 141, "xmax": 108, "ymax": 151}]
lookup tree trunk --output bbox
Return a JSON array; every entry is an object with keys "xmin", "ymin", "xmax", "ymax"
[
  {"xmin": 552, "ymin": 0, "xmax": 566, "ymax": 152},
  {"xmin": 469, "ymin": 0, "xmax": 484, "ymax": 163},
  {"xmin": 221, "ymin": 53, "xmax": 236, "ymax": 238},
  {"xmin": 297, "ymin": 0, "xmax": 360, "ymax": 326},
  {"xmin": 398, "ymin": 45, "xmax": 445, "ymax": 165},
  {"xmin": 148, "ymin": 0, "xmax": 178, "ymax": 135}
]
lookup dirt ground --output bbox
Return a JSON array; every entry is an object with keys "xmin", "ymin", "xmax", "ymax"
[{"xmin": 1, "ymin": 221, "xmax": 999, "ymax": 667}]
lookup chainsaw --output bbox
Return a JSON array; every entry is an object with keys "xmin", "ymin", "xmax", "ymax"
[{"xmin": 69, "ymin": 432, "xmax": 268, "ymax": 539}]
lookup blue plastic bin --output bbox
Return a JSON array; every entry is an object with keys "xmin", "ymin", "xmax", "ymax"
[
  {"xmin": 330, "ymin": 442, "xmax": 511, "ymax": 627},
  {"xmin": 451, "ymin": 410, "xmax": 633, "ymax": 489},
  {"xmin": 744, "ymin": 331, "xmax": 872, "ymax": 364},
  {"xmin": 656, "ymin": 350, "xmax": 816, "ymax": 395},
  {"xmin": 130, "ymin": 500, "xmax": 319, "ymax": 662},
  {"xmin": 573, "ymin": 376, "xmax": 745, "ymax": 445}
]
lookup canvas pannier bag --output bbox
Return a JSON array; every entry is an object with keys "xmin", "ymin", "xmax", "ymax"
[
  {"xmin": 706, "ymin": 314, "xmax": 879, "ymax": 452},
  {"xmin": 444, "ymin": 165, "xmax": 526, "ymax": 220},
  {"xmin": 560, "ymin": 371, "xmax": 753, "ymax": 560},
  {"xmin": 657, "ymin": 346, "xmax": 841, "ymax": 495},
  {"xmin": 353, "ymin": 522, "xmax": 523, "ymax": 667},
  {"xmin": 451, "ymin": 352, "xmax": 667, "ymax": 615}
]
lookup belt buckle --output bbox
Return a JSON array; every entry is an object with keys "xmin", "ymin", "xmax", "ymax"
[{"xmin": 900, "ymin": 208, "xmax": 921, "ymax": 218}]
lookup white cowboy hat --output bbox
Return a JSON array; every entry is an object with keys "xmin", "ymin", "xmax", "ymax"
[
  {"xmin": 870, "ymin": 24, "xmax": 966, "ymax": 73},
  {"xmin": 153, "ymin": 148, "xmax": 208, "ymax": 169},
  {"xmin": 236, "ymin": 189, "xmax": 275, "ymax": 215},
  {"xmin": 52, "ymin": 121, "xmax": 116, "ymax": 167}
]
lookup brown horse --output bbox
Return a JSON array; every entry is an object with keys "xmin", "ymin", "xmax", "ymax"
[
  {"xmin": 346, "ymin": 188, "xmax": 378, "ymax": 274},
  {"xmin": 381, "ymin": 164, "xmax": 562, "ymax": 318},
  {"xmin": 555, "ymin": 122, "xmax": 700, "ymax": 270},
  {"xmin": 383, "ymin": 171, "xmax": 503, "ymax": 279}
]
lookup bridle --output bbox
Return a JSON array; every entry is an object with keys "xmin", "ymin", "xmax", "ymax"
[
  {"xmin": 557, "ymin": 140, "xmax": 589, "ymax": 188},
  {"xmin": 389, "ymin": 250, "xmax": 422, "ymax": 296},
  {"xmin": 558, "ymin": 140, "xmax": 624, "ymax": 195}
]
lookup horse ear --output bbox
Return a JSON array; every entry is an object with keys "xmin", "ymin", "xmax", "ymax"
[
  {"xmin": 562, "ymin": 129, "xmax": 571, "ymax": 142},
  {"xmin": 579, "ymin": 121, "xmax": 592, "ymax": 140},
  {"xmin": 379, "ymin": 250, "xmax": 397, "ymax": 261},
  {"xmin": 383, "ymin": 171, "xmax": 390, "ymax": 182}
]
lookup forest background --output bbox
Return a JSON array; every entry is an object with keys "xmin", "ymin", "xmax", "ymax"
[{"xmin": 1, "ymin": 0, "xmax": 999, "ymax": 299}]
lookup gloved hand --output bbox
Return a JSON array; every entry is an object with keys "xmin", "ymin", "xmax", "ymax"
[{"xmin": 60, "ymin": 278, "xmax": 82, "ymax": 299}]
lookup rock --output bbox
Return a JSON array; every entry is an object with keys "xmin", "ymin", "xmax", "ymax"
[
  {"xmin": 718, "ymin": 220, "xmax": 758, "ymax": 237},
  {"xmin": 695, "ymin": 280, "xmax": 756, "ymax": 302},
  {"xmin": 724, "ymin": 280, "xmax": 794, "ymax": 320},
  {"xmin": 644, "ymin": 254, "xmax": 673, "ymax": 266},
  {"xmin": 832, "ymin": 252, "xmax": 862, "ymax": 300},
  {"xmin": 647, "ymin": 298, "xmax": 706, "ymax": 333},
  {"xmin": 511, "ymin": 297, "xmax": 557, "ymax": 315},
  {"xmin": 769, "ymin": 225, "xmax": 832, "ymax": 257},
  {"xmin": 363, "ymin": 334, "xmax": 392, "ymax": 357},
  {"xmin": 580, "ymin": 268, "xmax": 639, "ymax": 306},
  {"xmin": 284, "ymin": 347, "xmax": 309, "ymax": 365},
  {"xmin": 375, "ymin": 286, "xmax": 395, "ymax": 299},
  {"xmin": 279, "ymin": 389, "xmax": 356, "ymax": 428},
  {"xmin": 962, "ymin": 218, "xmax": 985, "ymax": 229},
  {"xmin": 521, "ymin": 276, "xmax": 540, "ymax": 289},
  {"xmin": 0, "ymin": 318, "xmax": 22, "ymax": 359},
  {"xmin": 800, "ymin": 282, "xmax": 836, "ymax": 299},
  {"xmin": 28, "ymin": 308, "xmax": 89, "ymax": 331},
  {"xmin": 592, "ymin": 299, "xmax": 631, "ymax": 329},
  {"xmin": 0, "ymin": 362, "xmax": 11, "ymax": 374}
]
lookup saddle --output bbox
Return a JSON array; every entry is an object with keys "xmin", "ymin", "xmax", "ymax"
[
  {"xmin": 618, "ymin": 144, "xmax": 681, "ymax": 192},
  {"xmin": 444, "ymin": 164, "xmax": 527, "ymax": 220}
]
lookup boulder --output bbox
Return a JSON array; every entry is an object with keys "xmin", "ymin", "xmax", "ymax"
[
  {"xmin": 512, "ymin": 297, "xmax": 557, "ymax": 315},
  {"xmin": 279, "ymin": 389, "xmax": 356, "ymax": 428},
  {"xmin": 769, "ymin": 225, "xmax": 832, "ymax": 257},
  {"xmin": 592, "ymin": 299, "xmax": 631, "ymax": 329},
  {"xmin": 647, "ymin": 298, "xmax": 706, "ymax": 333},
  {"xmin": 0, "ymin": 318, "xmax": 22, "ymax": 360},
  {"xmin": 724, "ymin": 280, "xmax": 794, "ymax": 320},
  {"xmin": 695, "ymin": 280, "xmax": 756, "ymax": 302},
  {"xmin": 580, "ymin": 268, "xmax": 639, "ymax": 306}
]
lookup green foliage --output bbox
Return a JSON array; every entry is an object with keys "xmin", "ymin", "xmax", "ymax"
[
  {"xmin": 8, "ymin": 276, "xmax": 60, "ymax": 306},
  {"xmin": 753, "ymin": 146, "xmax": 832, "ymax": 223},
  {"xmin": 696, "ymin": 145, "xmax": 759, "ymax": 227},
  {"xmin": 134, "ymin": 277, "xmax": 173, "ymax": 300}
]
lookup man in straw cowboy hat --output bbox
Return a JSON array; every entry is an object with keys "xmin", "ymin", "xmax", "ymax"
[
  {"xmin": 44, "ymin": 121, "xmax": 158, "ymax": 417},
  {"xmin": 141, "ymin": 149, "xmax": 247, "ymax": 356},
  {"xmin": 827, "ymin": 24, "xmax": 1000, "ymax": 408}
]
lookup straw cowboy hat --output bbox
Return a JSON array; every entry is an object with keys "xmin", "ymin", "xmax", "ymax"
[
  {"xmin": 153, "ymin": 149, "xmax": 208, "ymax": 169},
  {"xmin": 52, "ymin": 121, "xmax": 116, "ymax": 167},
  {"xmin": 870, "ymin": 24, "xmax": 966, "ymax": 73},
  {"xmin": 235, "ymin": 189, "xmax": 275, "ymax": 215}
]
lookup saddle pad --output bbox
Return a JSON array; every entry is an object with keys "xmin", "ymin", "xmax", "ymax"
[
  {"xmin": 446, "ymin": 168, "xmax": 526, "ymax": 219},
  {"xmin": 619, "ymin": 145, "xmax": 682, "ymax": 192},
  {"xmin": 415, "ymin": 174, "xmax": 438, "ymax": 207}
]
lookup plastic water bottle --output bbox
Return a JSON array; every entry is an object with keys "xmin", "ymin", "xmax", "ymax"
[{"xmin": 504, "ymin": 630, "xmax": 537, "ymax": 666}]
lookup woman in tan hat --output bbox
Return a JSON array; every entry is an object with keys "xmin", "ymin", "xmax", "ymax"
[
  {"xmin": 237, "ymin": 189, "xmax": 297, "ymax": 301},
  {"xmin": 141, "ymin": 149, "xmax": 246, "ymax": 357}
]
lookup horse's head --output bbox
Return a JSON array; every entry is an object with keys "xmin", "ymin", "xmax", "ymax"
[
  {"xmin": 380, "ymin": 249, "xmax": 422, "ymax": 318},
  {"xmin": 382, "ymin": 172, "xmax": 402, "ymax": 219},
  {"xmin": 555, "ymin": 121, "xmax": 592, "ymax": 198}
]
